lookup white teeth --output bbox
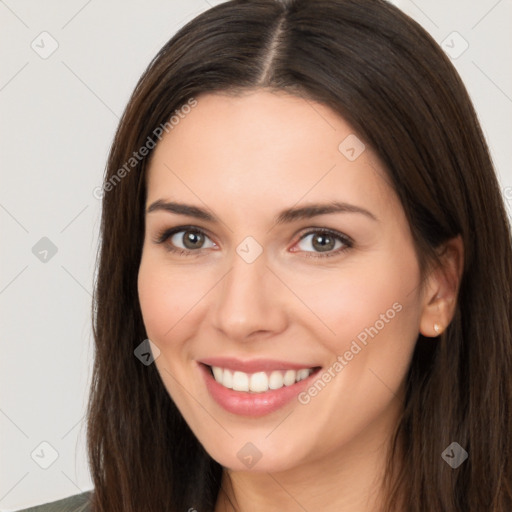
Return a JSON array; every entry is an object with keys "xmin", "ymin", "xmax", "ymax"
[
  {"xmin": 210, "ymin": 366, "xmax": 315, "ymax": 393},
  {"xmin": 269, "ymin": 371, "xmax": 284, "ymax": 390},
  {"xmin": 232, "ymin": 371, "xmax": 249, "ymax": 391},
  {"xmin": 296, "ymin": 368, "xmax": 310, "ymax": 381},
  {"xmin": 249, "ymin": 372, "xmax": 268, "ymax": 393},
  {"xmin": 212, "ymin": 366, "xmax": 223, "ymax": 382},
  {"xmin": 222, "ymin": 368, "xmax": 233, "ymax": 389},
  {"xmin": 283, "ymin": 370, "xmax": 296, "ymax": 386}
]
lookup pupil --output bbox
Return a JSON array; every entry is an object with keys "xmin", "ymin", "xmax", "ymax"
[
  {"xmin": 313, "ymin": 234, "xmax": 334, "ymax": 252},
  {"xmin": 184, "ymin": 231, "xmax": 203, "ymax": 249}
]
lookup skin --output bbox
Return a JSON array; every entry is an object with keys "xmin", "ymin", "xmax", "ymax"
[{"xmin": 137, "ymin": 89, "xmax": 463, "ymax": 511}]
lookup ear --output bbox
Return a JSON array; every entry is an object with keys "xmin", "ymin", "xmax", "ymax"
[{"xmin": 419, "ymin": 235, "xmax": 464, "ymax": 338}]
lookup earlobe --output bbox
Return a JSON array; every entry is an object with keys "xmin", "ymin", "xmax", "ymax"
[{"xmin": 419, "ymin": 235, "xmax": 464, "ymax": 338}]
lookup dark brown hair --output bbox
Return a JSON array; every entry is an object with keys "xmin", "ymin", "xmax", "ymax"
[{"xmin": 87, "ymin": 0, "xmax": 512, "ymax": 510}]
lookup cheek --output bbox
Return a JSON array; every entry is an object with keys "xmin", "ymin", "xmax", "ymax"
[
  {"xmin": 138, "ymin": 254, "xmax": 183, "ymax": 343},
  {"xmin": 293, "ymin": 251, "xmax": 420, "ymax": 356},
  {"xmin": 291, "ymin": 257, "xmax": 421, "ymax": 446},
  {"xmin": 138, "ymin": 256, "xmax": 165, "ymax": 338},
  {"xmin": 137, "ymin": 252, "xmax": 214, "ymax": 347},
  {"xmin": 322, "ymin": 253, "xmax": 422, "ymax": 409}
]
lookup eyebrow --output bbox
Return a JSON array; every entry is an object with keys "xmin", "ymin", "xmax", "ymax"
[{"xmin": 147, "ymin": 199, "xmax": 378, "ymax": 224}]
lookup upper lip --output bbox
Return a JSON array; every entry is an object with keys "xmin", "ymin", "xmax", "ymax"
[{"xmin": 198, "ymin": 357, "xmax": 321, "ymax": 373}]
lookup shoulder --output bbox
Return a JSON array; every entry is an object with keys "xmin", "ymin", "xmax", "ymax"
[{"xmin": 16, "ymin": 491, "xmax": 93, "ymax": 512}]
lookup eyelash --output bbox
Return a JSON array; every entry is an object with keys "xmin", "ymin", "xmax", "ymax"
[{"xmin": 152, "ymin": 225, "xmax": 353, "ymax": 259}]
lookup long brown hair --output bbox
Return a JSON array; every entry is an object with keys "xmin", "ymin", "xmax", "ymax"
[{"xmin": 87, "ymin": 0, "xmax": 512, "ymax": 510}]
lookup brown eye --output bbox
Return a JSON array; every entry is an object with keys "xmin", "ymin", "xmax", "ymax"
[
  {"xmin": 176, "ymin": 230, "xmax": 206, "ymax": 249},
  {"xmin": 295, "ymin": 229, "xmax": 352, "ymax": 258},
  {"xmin": 312, "ymin": 233, "xmax": 336, "ymax": 252},
  {"xmin": 154, "ymin": 226, "xmax": 217, "ymax": 255}
]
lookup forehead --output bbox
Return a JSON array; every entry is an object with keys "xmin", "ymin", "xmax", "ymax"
[{"xmin": 145, "ymin": 90, "xmax": 401, "ymax": 224}]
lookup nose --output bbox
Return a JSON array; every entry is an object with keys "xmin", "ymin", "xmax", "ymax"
[{"xmin": 212, "ymin": 247, "xmax": 288, "ymax": 342}]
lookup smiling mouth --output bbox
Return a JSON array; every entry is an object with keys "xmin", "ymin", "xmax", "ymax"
[{"xmin": 204, "ymin": 364, "xmax": 322, "ymax": 393}]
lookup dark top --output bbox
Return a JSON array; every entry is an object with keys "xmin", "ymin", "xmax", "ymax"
[{"xmin": 16, "ymin": 491, "xmax": 92, "ymax": 512}]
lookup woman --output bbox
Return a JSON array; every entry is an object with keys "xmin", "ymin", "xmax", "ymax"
[{"xmin": 21, "ymin": 0, "xmax": 512, "ymax": 510}]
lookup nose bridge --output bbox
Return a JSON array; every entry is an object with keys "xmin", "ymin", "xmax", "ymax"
[{"xmin": 212, "ymin": 242, "xmax": 286, "ymax": 339}]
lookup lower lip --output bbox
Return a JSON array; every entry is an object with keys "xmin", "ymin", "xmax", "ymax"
[{"xmin": 198, "ymin": 363, "xmax": 321, "ymax": 417}]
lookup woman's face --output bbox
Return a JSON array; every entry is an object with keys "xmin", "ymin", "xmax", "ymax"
[{"xmin": 138, "ymin": 89, "xmax": 426, "ymax": 472}]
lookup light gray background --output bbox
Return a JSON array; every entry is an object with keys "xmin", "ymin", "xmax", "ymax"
[{"xmin": 1, "ymin": 0, "xmax": 511, "ymax": 510}]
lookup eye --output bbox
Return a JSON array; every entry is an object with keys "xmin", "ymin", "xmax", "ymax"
[
  {"xmin": 153, "ymin": 225, "xmax": 353, "ymax": 259},
  {"xmin": 293, "ymin": 229, "xmax": 353, "ymax": 259},
  {"xmin": 153, "ymin": 226, "xmax": 216, "ymax": 255}
]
